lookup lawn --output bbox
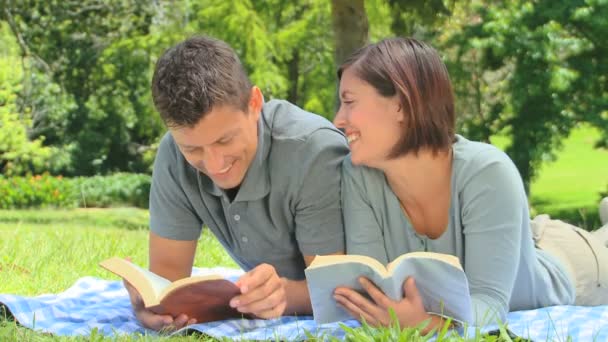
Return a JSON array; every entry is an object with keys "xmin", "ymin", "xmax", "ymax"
[
  {"xmin": 530, "ymin": 125, "xmax": 608, "ymax": 228},
  {"xmin": 493, "ymin": 124, "xmax": 608, "ymax": 228},
  {"xmin": 0, "ymin": 208, "xmax": 501, "ymax": 341},
  {"xmin": 0, "ymin": 208, "xmax": 238, "ymax": 341}
]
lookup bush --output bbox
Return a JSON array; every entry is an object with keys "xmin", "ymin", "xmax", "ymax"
[
  {"xmin": 72, "ymin": 173, "xmax": 151, "ymax": 208},
  {"xmin": 0, "ymin": 174, "xmax": 77, "ymax": 209},
  {"xmin": 0, "ymin": 173, "xmax": 151, "ymax": 209}
]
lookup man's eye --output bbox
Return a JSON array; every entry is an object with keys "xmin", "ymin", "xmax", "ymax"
[{"xmin": 218, "ymin": 138, "xmax": 232, "ymax": 145}]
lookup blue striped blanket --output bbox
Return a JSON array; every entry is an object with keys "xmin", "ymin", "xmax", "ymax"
[{"xmin": 1, "ymin": 267, "xmax": 607, "ymax": 340}]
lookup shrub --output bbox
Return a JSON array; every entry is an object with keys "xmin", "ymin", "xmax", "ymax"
[
  {"xmin": 0, "ymin": 173, "xmax": 151, "ymax": 209},
  {"xmin": 72, "ymin": 173, "xmax": 151, "ymax": 208},
  {"xmin": 0, "ymin": 174, "xmax": 77, "ymax": 209}
]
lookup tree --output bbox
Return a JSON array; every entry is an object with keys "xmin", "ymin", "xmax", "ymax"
[
  {"xmin": 0, "ymin": 25, "xmax": 54, "ymax": 176},
  {"xmin": 330, "ymin": 0, "xmax": 368, "ymax": 66},
  {"xmin": 3, "ymin": 0, "xmax": 166, "ymax": 175},
  {"xmin": 443, "ymin": 0, "xmax": 607, "ymax": 194}
]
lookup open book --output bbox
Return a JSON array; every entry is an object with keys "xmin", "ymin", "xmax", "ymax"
[
  {"xmin": 100, "ymin": 257, "xmax": 242, "ymax": 323},
  {"xmin": 305, "ymin": 252, "xmax": 473, "ymax": 324}
]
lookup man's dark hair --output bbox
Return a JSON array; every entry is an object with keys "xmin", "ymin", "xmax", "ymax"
[
  {"xmin": 152, "ymin": 36, "xmax": 253, "ymax": 128},
  {"xmin": 338, "ymin": 37, "xmax": 455, "ymax": 157}
]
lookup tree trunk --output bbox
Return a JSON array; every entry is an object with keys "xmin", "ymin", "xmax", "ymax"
[
  {"xmin": 331, "ymin": 0, "xmax": 368, "ymax": 66},
  {"xmin": 287, "ymin": 49, "xmax": 299, "ymax": 105}
]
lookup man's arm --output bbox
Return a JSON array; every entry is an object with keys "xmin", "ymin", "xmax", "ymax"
[
  {"xmin": 149, "ymin": 231, "xmax": 197, "ymax": 281},
  {"xmin": 123, "ymin": 231, "xmax": 199, "ymax": 331},
  {"xmin": 281, "ymin": 253, "xmax": 343, "ymax": 315}
]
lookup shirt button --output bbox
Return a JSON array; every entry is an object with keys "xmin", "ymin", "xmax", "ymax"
[
  {"xmin": 241, "ymin": 236, "xmax": 248, "ymax": 243},
  {"xmin": 234, "ymin": 214, "xmax": 240, "ymax": 221}
]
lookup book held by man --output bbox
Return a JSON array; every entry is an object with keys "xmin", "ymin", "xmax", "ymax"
[
  {"xmin": 305, "ymin": 252, "xmax": 473, "ymax": 324},
  {"xmin": 99, "ymin": 257, "xmax": 242, "ymax": 323}
]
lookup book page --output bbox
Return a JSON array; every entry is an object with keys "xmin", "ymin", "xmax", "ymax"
[
  {"xmin": 128, "ymin": 262, "xmax": 172, "ymax": 299},
  {"xmin": 387, "ymin": 252, "xmax": 462, "ymax": 273},
  {"xmin": 308, "ymin": 254, "xmax": 388, "ymax": 275},
  {"xmin": 389, "ymin": 256, "xmax": 473, "ymax": 324}
]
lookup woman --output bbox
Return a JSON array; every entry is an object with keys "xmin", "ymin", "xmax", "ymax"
[{"xmin": 332, "ymin": 37, "xmax": 608, "ymax": 331}]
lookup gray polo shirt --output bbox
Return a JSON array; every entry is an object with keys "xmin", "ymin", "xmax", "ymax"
[
  {"xmin": 149, "ymin": 100, "xmax": 349, "ymax": 280},
  {"xmin": 342, "ymin": 135, "xmax": 574, "ymax": 325}
]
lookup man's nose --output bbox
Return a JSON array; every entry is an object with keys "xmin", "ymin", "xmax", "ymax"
[{"xmin": 203, "ymin": 148, "xmax": 225, "ymax": 173}]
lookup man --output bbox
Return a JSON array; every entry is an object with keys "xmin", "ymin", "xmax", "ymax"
[{"xmin": 126, "ymin": 35, "xmax": 348, "ymax": 330}]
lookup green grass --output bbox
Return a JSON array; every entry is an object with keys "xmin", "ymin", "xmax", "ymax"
[
  {"xmin": 0, "ymin": 208, "xmax": 237, "ymax": 341},
  {"xmin": 493, "ymin": 124, "xmax": 608, "ymax": 228},
  {"xmin": 0, "ymin": 208, "xmax": 522, "ymax": 341},
  {"xmin": 530, "ymin": 126, "xmax": 608, "ymax": 228},
  {"xmin": 0, "ymin": 208, "xmax": 237, "ymax": 295}
]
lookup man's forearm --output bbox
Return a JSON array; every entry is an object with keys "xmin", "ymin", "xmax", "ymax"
[{"xmin": 282, "ymin": 278, "xmax": 312, "ymax": 315}]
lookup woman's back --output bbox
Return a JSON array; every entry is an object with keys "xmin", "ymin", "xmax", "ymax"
[{"xmin": 342, "ymin": 135, "xmax": 575, "ymax": 324}]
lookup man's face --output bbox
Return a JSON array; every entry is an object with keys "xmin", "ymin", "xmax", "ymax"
[{"xmin": 170, "ymin": 92, "xmax": 261, "ymax": 190}]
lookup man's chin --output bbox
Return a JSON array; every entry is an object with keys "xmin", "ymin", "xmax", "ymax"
[{"xmin": 212, "ymin": 176, "xmax": 244, "ymax": 190}]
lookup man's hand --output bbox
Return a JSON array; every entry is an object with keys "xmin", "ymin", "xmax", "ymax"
[
  {"xmin": 124, "ymin": 280, "xmax": 196, "ymax": 331},
  {"xmin": 230, "ymin": 263, "xmax": 288, "ymax": 319}
]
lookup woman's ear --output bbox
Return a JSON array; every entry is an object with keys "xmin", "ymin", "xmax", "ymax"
[{"xmin": 394, "ymin": 98, "xmax": 405, "ymax": 123}]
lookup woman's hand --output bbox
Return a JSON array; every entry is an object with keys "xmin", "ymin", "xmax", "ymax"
[{"xmin": 334, "ymin": 276, "xmax": 434, "ymax": 330}]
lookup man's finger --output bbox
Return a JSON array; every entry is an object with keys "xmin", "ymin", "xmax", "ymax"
[
  {"xmin": 251, "ymin": 301, "xmax": 287, "ymax": 319},
  {"xmin": 137, "ymin": 310, "xmax": 174, "ymax": 331},
  {"xmin": 232, "ymin": 274, "xmax": 282, "ymax": 308},
  {"xmin": 235, "ymin": 285, "xmax": 285, "ymax": 314},
  {"xmin": 235, "ymin": 264, "xmax": 274, "ymax": 294}
]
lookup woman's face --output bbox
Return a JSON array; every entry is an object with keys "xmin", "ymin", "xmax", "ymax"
[{"xmin": 333, "ymin": 67, "xmax": 404, "ymax": 168}]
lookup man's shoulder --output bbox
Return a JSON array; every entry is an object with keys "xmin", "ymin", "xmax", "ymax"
[
  {"xmin": 262, "ymin": 99, "xmax": 344, "ymax": 143},
  {"xmin": 342, "ymin": 154, "xmax": 387, "ymax": 193}
]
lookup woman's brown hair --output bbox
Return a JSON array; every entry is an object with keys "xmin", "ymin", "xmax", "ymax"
[{"xmin": 338, "ymin": 37, "xmax": 455, "ymax": 157}]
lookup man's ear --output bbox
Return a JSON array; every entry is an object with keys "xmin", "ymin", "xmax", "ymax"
[{"xmin": 248, "ymin": 86, "xmax": 264, "ymax": 119}]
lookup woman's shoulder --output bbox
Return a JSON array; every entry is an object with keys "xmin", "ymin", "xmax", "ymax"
[
  {"xmin": 453, "ymin": 135, "xmax": 517, "ymax": 173},
  {"xmin": 452, "ymin": 135, "xmax": 524, "ymax": 192}
]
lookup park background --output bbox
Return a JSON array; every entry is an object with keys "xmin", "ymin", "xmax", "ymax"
[{"xmin": 0, "ymin": 1, "xmax": 607, "ymax": 340}]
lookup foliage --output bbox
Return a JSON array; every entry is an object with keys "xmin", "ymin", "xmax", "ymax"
[
  {"xmin": 2, "ymin": 0, "xmax": 165, "ymax": 175},
  {"xmin": 0, "ymin": 174, "xmax": 76, "ymax": 209},
  {"xmin": 442, "ymin": 0, "xmax": 608, "ymax": 193},
  {"xmin": 191, "ymin": 0, "xmax": 338, "ymax": 118},
  {"xmin": 0, "ymin": 0, "xmax": 606, "ymax": 204},
  {"xmin": 0, "ymin": 30, "xmax": 56, "ymax": 176},
  {"xmin": 0, "ymin": 173, "xmax": 151, "ymax": 209},
  {"xmin": 73, "ymin": 173, "xmax": 151, "ymax": 208}
]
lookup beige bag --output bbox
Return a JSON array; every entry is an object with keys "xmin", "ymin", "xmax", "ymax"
[{"xmin": 530, "ymin": 215, "xmax": 608, "ymax": 306}]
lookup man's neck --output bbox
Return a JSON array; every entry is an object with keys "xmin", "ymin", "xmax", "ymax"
[{"xmin": 225, "ymin": 187, "xmax": 239, "ymax": 202}]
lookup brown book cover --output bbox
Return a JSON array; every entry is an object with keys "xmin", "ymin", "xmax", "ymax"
[{"xmin": 100, "ymin": 257, "xmax": 243, "ymax": 323}]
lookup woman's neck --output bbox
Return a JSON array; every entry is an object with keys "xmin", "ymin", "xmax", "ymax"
[{"xmin": 381, "ymin": 148, "xmax": 453, "ymax": 209}]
